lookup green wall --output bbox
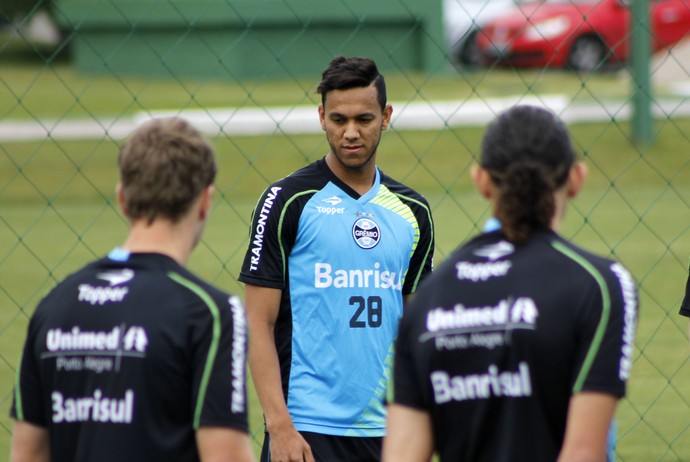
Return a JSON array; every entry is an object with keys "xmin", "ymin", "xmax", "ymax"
[{"xmin": 56, "ymin": 0, "xmax": 446, "ymax": 79}]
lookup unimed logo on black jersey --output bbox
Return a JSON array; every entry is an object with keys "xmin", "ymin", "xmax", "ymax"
[
  {"xmin": 421, "ymin": 298, "xmax": 538, "ymax": 352},
  {"xmin": 46, "ymin": 325, "xmax": 149, "ymax": 374},
  {"xmin": 425, "ymin": 298, "xmax": 538, "ymax": 333},
  {"xmin": 47, "ymin": 326, "xmax": 148, "ymax": 353}
]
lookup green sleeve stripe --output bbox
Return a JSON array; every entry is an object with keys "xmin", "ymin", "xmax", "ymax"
[
  {"xmin": 551, "ymin": 241, "xmax": 611, "ymax": 394},
  {"xmin": 277, "ymin": 190, "xmax": 317, "ymax": 282},
  {"xmin": 167, "ymin": 272, "xmax": 221, "ymax": 429},
  {"xmin": 393, "ymin": 193, "xmax": 434, "ymax": 292}
]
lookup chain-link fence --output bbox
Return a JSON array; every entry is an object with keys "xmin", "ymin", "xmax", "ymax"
[{"xmin": 1, "ymin": 0, "xmax": 690, "ymax": 460}]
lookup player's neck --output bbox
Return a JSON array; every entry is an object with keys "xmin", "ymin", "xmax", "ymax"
[
  {"xmin": 325, "ymin": 154, "xmax": 377, "ymax": 195},
  {"xmin": 121, "ymin": 219, "xmax": 196, "ymax": 266},
  {"xmin": 549, "ymin": 190, "xmax": 569, "ymax": 233}
]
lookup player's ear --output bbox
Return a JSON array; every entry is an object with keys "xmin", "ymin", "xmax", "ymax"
[
  {"xmin": 381, "ymin": 104, "xmax": 393, "ymax": 131},
  {"xmin": 198, "ymin": 185, "xmax": 214, "ymax": 221},
  {"xmin": 116, "ymin": 183, "xmax": 128, "ymax": 216},
  {"xmin": 318, "ymin": 104, "xmax": 326, "ymax": 131},
  {"xmin": 566, "ymin": 162, "xmax": 587, "ymax": 199},
  {"xmin": 471, "ymin": 165, "xmax": 493, "ymax": 199}
]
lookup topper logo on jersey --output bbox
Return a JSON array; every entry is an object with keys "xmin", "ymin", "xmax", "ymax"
[
  {"xmin": 456, "ymin": 261, "xmax": 512, "ymax": 282},
  {"xmin": 316, "ymin": 197, "xmax": 346, "ymax": 215},
  {"xmin": 352, "ymin": 217, "xmax": 380, "ymax": 249},
  {"xmin": 76, "ymin": 269, "xmax": 134, "ymax": 306},
  {"xmin": 97, "ymin": 269, "xmax": 134, "ymax": 286},
  {"xmin": 78, "ymin": 285, "xmax": 129, "ymax": 306},
  {"xmin": 474, "ymin": 241, "xmax": 514, "ymax": 261},
  {"xmin": 322, "ymin": 196, "xmax": 342, "ymax": 206}
]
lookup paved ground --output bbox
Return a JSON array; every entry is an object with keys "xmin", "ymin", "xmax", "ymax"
[{"xmin": 3, "ymin": 94, "xmax": 690, "ymax": 142}]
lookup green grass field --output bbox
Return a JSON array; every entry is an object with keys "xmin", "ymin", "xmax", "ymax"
[{"xmin": 1, "ymin": 54, "xmax": 690, "ymax": 460}]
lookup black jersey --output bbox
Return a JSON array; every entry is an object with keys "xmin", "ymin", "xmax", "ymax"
[
  {"xmin": 391, "ymin": 230, "xmax": 638, "ymax": 462},
  {"xmin": 11, "ymin": 251, "xmax": 248, "ymax": 462},
  {"xmin": 679, "ymin": 265, "xmax": 690, "ymax": 317}
]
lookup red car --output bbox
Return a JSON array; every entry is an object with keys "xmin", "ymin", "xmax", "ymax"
[{"xmin": 476, "ymin": 0, "xmax": 690, "ymax": 71}]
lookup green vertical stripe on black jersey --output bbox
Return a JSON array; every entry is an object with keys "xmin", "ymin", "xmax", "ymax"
[
  {"xmin": 277, "ymin": 190, "xmax": 318, "ymax": 283},
  {"xmin": 551, "ymin": 241, "xmax": 611, "ymax": 394},
  {"xmin": 391, "ymin": 193, "xmax": 434, "ymax": 293},
  {"xmin": 167, "ymin": 272, "xmax": 221, "ymax": 429}
]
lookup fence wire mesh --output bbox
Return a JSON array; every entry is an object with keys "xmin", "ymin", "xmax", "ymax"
[{"xmin": 1, "ymin": 0, "xmax": 690, "ymax": 460}]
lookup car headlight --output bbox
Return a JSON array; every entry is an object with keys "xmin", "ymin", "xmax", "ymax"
[{"xmin": 524, "ymin": 16, "xmax": 570, "ymax": 41}]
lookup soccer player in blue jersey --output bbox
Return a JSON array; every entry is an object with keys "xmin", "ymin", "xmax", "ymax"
[
  {"xmin": 384, "ymin": 105, "xmax": 638, "ymax": 462},
  {"xmin": 11, "ymin": 117, "xmax": 254, "ymax": 462},
  {"xmin": 239, "ymin": 56, "xmax": 435, "ymax": 462}
]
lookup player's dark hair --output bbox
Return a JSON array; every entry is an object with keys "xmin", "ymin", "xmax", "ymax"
[
  {"xmin": 316, "ymin": 56, "xmax": 387, "ymax": 111},
  {"xmin": 118, "ymin": 117, "xmax": 216, "ymax": 224},
  {"xmin": 480, "ymin": 105, "xmax": 575, "ymax": 244}
]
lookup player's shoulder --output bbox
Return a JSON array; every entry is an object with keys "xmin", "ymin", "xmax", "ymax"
[
  {"xmin": 547, "ymin": 233, "xmax": 617, "ymax": 269},
  {"xmin": 29, "ymin": 256, "xmax": 124, "ymax": 323},
  {"xmin": 379, "ymin": 169, "xmax": 431, "ymax": 208},
  {"xmin": 165, "ymin": 264, "xmax": 238, "ymax": 307},
  {"xmin": 265, "ymin": 159, "xmax": 328, "ymax": 196},
  {"xmin": 545, "ymin": 232, "xmax": 636, "ymax": 290},
  {"xmin": 250, "ymin": 160, "xmax": 330, "ymax": 228},
  {"xmin": 37, "ymin": 256, "xmax": 111, "ymax": 302},
  {"xmin": 446, "ymin": 231, "xmax": 504, "ymax": 262}
]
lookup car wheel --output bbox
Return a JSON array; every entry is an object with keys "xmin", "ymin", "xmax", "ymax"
[
  {"xmin": 459, "ymin": 30, "xmax": 482, "ymax": 67},
  {"xmin": 567, "ymin": 35, "xmax": 607, "ymax": 72}
]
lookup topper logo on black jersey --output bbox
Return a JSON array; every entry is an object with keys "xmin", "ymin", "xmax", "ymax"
[{"xmin": 352, "ymin": 217, "xmax": 380, "ymax": 249}]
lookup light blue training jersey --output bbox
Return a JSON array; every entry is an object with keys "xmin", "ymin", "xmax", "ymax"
[{"xmin": 240, "ymin": 158, "xmax": 434, "ymax": 436}]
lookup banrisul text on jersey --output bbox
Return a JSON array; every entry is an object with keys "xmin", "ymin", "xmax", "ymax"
[{"xmin": 314, "ymin": 262, "xmax": 403, "ymax": 290}]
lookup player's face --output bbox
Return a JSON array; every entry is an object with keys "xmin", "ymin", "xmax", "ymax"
[{"xmin": 319, "ymin": 84, "xmax": 392, "ymax": 173}]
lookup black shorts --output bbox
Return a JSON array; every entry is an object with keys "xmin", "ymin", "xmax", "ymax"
[{"xmin": 260, "ymin": 431, "xmax": 382, "ymax": 462}]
